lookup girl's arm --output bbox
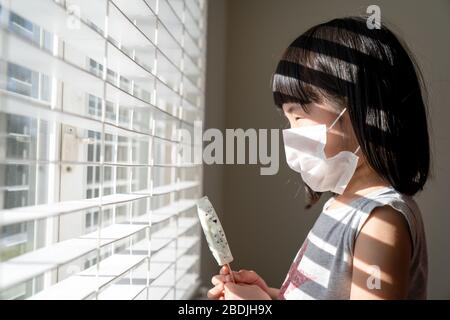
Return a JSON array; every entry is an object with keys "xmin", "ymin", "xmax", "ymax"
[{"xmin": 350, "ymin": 206, "xmax": 412, "ymax": 299}]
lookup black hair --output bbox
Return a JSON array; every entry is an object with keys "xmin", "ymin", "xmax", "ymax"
[{"xmin": 272, "ymin": 16, "xmax": 430, "ymax": 207}]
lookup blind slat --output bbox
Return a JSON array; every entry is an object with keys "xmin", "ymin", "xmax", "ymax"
[
  {"xmin": 0, "ymin": 224, "xmax": 146, "ymax": 290},
  {"xmin": 0, "ymin": 197, "xmax": 197, "ymax": 227},
  {"xmin": 0, "ymin": 90, "xmax": 199, "ymax": 143},
  {"xmin": 27, "ymin": 235, "xmax": 200, "ymax": 300},
  {"xmin": 0, "ymin": 219, "xmax": 199, "ymax": 291},
  {"xmin": 29, "ymin": 254, "xmax": 147, "ymax": 300},
  {"xmin": 0, "ymin": 28, "xmax": 200, "ymax": 114}
]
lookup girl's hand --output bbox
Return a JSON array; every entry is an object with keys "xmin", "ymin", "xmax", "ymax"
[
  {"xmin": 207, "ymin": 265, "xmax": 270, "ymax": 299},
  {"xmin": 224, "ymin": 283, "xmax": 272, "ymax": 300}
]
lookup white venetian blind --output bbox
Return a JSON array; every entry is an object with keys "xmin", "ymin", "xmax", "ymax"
[{"xmin": 0, "ymin": 0, "xmax": 206, "ymax": 300}]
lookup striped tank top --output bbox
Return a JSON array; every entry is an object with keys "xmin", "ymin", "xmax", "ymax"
[{"xmin": 279, "ymin": 187, "xmax": 428, "ymax": 300}]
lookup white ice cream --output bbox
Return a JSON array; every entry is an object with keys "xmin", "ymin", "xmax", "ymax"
[{"xmin": 196, "ymin": 196, "xmax": 233, "ymax": 266}]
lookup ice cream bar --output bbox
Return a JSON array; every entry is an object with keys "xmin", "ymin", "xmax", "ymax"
[{"xmin": 196, "ymin": 196, "xmax": 233, "ymax": 266}]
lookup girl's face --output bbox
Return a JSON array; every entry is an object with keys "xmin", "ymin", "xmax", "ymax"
[{"xmin": 282, "ymin": 102, "xmax": 359, "ymax": 159}]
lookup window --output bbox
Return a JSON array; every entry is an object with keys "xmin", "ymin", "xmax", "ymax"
[{"xmin": 0, "ymin": 0, "xmax": 206, "ymax": 300}]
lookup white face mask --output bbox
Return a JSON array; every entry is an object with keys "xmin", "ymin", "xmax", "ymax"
[{"xmin": 282, "ymin": 108, "xmax": 360, "ymax": 195}]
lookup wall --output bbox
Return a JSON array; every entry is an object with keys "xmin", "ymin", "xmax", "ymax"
[{"xmin": 201, "ymin": 0, "xmax": 228, "ymax": 290}]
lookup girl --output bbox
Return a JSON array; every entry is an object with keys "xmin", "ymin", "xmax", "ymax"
[{"xmin": 208, "ymin": 16, "xmax": 429, "ymax": 300}]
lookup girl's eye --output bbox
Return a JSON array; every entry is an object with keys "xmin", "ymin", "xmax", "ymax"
[{"xmin": 295, "ymin": 117, "xmax": 302, "ymax": 121}]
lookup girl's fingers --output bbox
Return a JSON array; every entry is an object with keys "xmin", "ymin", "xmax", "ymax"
[
  {"xmin": 220, "ymin": 265, "xmax": 229, "ymax": 275},
  {"xmin": 223, "ymin": 283, "xmax": 240, "ymax": 300},
  {"xmin": 234, "ymin": 270, "xmax": 258, "ymax": 284},
  {"xmin": 207, "ymin": 283, "xmax": 224, "ymax": 300},
  {"xmin": 213, "ymin": 273, "xmax": 238, "ymax": 285},
  {"xmin": 211, "ymin": 275, "xmax": 226, "ymax": 286}
]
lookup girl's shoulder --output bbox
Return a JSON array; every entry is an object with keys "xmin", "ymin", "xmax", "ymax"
[
  {"xmin": 349, "ymin": 187, "xmax": 425, "ymax": 252},
  {"xmin": 323, "ymin": 186, "xmax": 420, "ymax": 219}
]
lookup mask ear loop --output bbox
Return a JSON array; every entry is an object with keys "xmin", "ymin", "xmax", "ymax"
[
  {"xmin": 327, "ymin": 108, "xmax": 348, "ymax": 131},
  {"xmin": 328, "ymin": 108, "xmax": 361, "ymax": 155}
]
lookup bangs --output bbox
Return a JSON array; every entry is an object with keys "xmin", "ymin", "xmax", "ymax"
[
  {"xmin": 272, "ymin": 74, "xmax": 316, "ymax": 112},
  {"xmin": 272, "ymin": 45, "xmax": 321, "ymax": 112},
  {"xmin": 272, "ymin": 35, "xmax": 355, "ymax": 111}
]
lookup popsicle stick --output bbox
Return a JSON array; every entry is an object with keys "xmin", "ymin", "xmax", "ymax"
[{"xmin": 226, "ymin": 263, "xmax": 236, "ymax": 284}]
